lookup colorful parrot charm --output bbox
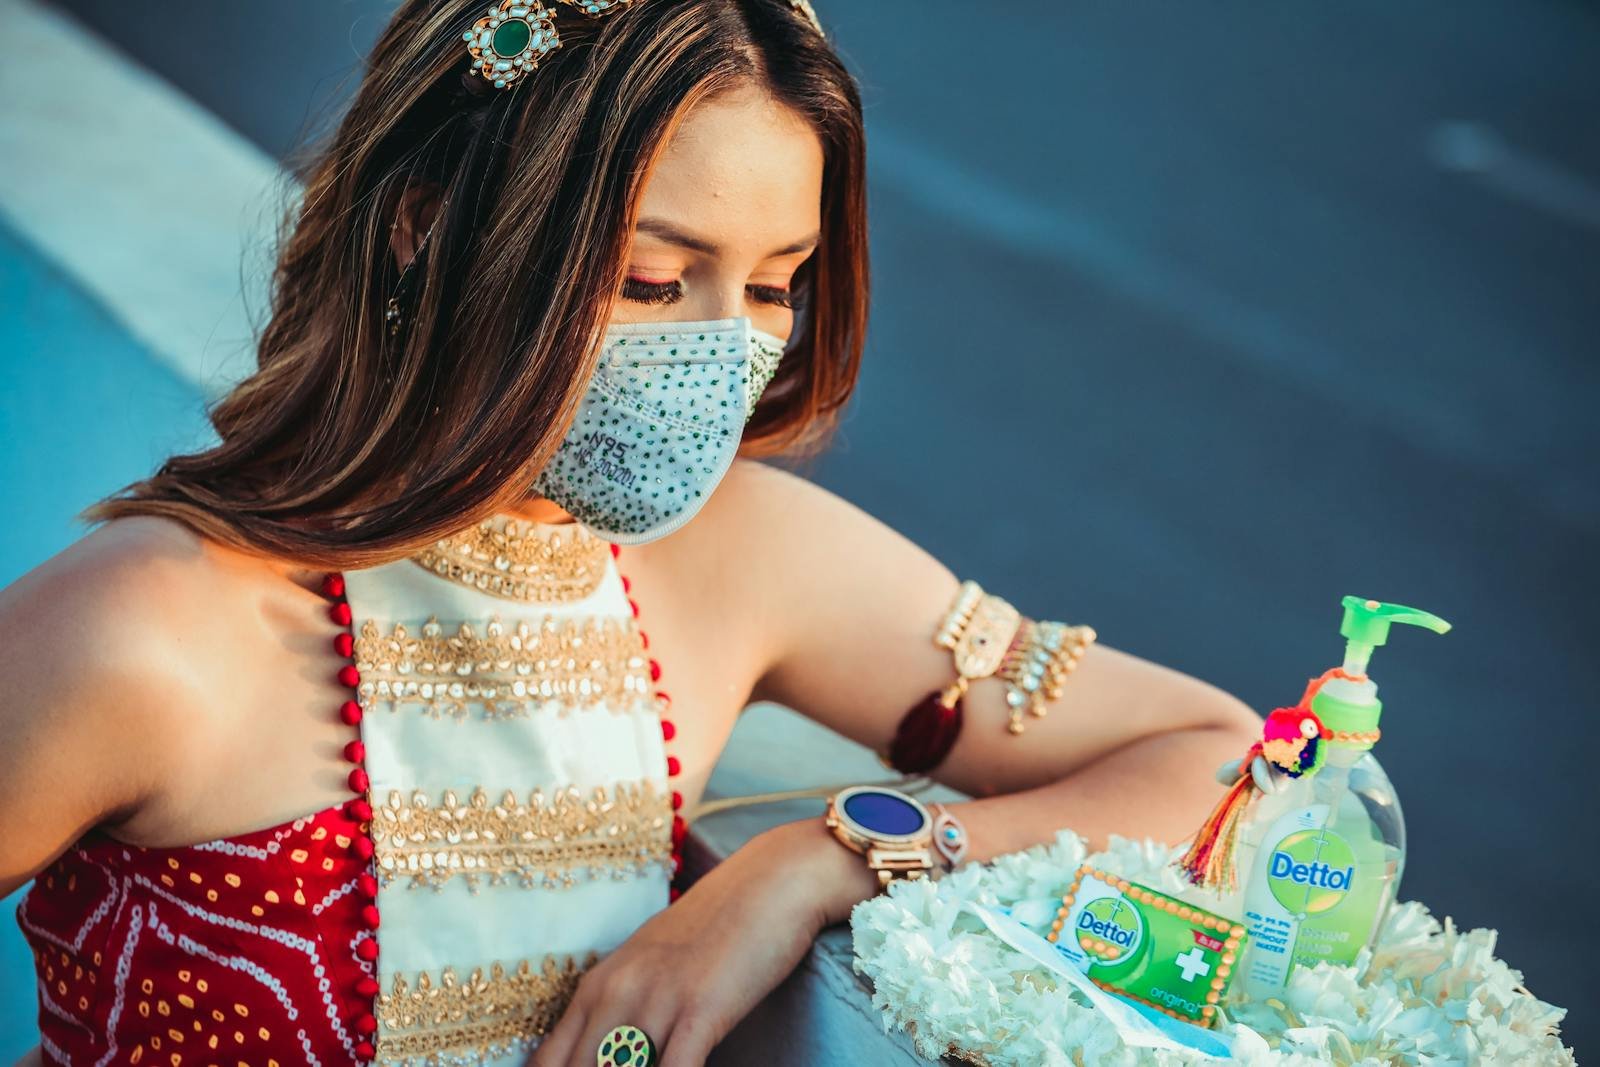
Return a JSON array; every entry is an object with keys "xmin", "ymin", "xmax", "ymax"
[
  {"xmin": 1259, "ymin": 705, "xmax": 1329, "ymax": 778},
  {"xmin": 1176, "ymin": 698, "xmax": 1331, "ymax": 893}
]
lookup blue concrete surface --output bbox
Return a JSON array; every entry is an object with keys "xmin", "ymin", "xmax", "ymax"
[{"xmin": 0, "ymin": 213, "xmax": 215, "ymax": 1058}]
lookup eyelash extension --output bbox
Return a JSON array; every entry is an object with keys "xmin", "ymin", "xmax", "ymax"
[{"xmin": 620, "ymin": 277, "xmax": 794, "ymax": 310}]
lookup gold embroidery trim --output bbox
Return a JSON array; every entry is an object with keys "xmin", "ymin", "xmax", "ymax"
[
  {"xmin": 375, "ymin": 950, "xmax": 600, "ymax": 1061},
  {"xmin": 374, "ymin": 779, "xmax": 672, "ymax": 892},
  {"xmin": 352, "ymin": 613, "xmax": 653, "ymax": 720},
  {"xmin": 408, "ymin": 514, "xmax": 611, "ymax": 603}
]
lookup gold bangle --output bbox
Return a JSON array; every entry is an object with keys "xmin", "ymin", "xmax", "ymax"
[{"xmin": 997, "ymin": 618, "xmax": 1097, "ymax": 734}]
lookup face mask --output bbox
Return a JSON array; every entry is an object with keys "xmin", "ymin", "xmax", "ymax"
[{"xmin": 529, "ymin": 315, "xmax": 788, "ymax": 544}]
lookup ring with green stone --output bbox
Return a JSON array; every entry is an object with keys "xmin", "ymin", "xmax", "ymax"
[{"xmin": 596, "ymin": 1023, "xmax": 658, "ymax": 1067}]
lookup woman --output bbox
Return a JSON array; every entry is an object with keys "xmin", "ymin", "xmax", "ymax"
[{"xmin": 0, "ymin": 1, "xmax": 1261, "ymax": 1064}]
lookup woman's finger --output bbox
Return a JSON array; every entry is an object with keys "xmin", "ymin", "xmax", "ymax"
[
  {"xmin": 527, "ymin": 1001, "xmax": 586, "ymax": 1067},
  {"xmin": 656, "ymin": 1010, "xmax": 717, "ymax": 1067}
]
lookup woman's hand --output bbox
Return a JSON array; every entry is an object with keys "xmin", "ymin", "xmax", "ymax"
[{"xmin": 527, "ymin": 817, "xmax": 877, "ymax": 1067}]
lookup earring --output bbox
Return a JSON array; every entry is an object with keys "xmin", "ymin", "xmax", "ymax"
[{"xmin": 384, "ymin": 201, "xmax": 446, "ymax": 339}]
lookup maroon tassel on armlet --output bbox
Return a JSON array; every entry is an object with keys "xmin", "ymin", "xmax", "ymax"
[{"xmin": 883, "ymin": 681, "xmax": 966, "ymax": 773}]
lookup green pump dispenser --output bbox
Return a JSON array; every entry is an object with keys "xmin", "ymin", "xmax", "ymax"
[
  {"xmin": 1227, "ymin": 595, "xmax": 1452, "ymax": 1002},
  {"xmin": 1309, "ymin": 597, "xmax": 1453, "ymax": 749}
]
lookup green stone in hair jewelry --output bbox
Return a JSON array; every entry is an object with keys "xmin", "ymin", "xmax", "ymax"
[{"xmin": 464, "ymin": 0, "xmax": 642, "ymax": 91}]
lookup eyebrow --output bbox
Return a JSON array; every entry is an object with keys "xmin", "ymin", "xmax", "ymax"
[{"xmin": 635, "ymin": 216, "xmax": 820, "ymax": 259}]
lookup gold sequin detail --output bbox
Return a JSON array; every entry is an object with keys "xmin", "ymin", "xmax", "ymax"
[
  {"xmin": 352, "ymin": 613, "xmax": 652, "ymax": 720},
  {"xmin": 375, "ymin": 951, "xmax": 599, "ymax": 1061},
  {"xmin": 373, "ymin": 780, "xmax": 672, "ymax": 892},
  {"xmin": 408, "ymin": 515, "xmax": 610, "ymax": 603}
]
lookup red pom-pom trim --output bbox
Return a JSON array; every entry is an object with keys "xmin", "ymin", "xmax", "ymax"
[
  {"xmin": 628, "ymin": 598, "xmax": 641, "ymax": 618},
  {"xmin": 329, "ymin": 602, "xmax": 352, "ymax": 626},
  {"xmin": 609, "ymin": 543, "xmax": 621, "ymax": 557},
  {"xmin": 660, "ymin": 719, "xmax": 676, "ymax": 741},
  {"xmin": 337, "ymin": 664, "xmax": 361, "ymax": 688},
  {"xmin": 356, "ymin": 939, "xmax": 379, "ymax": 962},
  {"xmin": 354, "ymin": 1012, "xmax": 377, "ymax": 1034},
  {"xmin": 671, "ymin": 790, "xmax": 683, "ymax": 810},
  {"xmin": 358, "ymin": 874, "xmax": 378, "ymax": 897},
  {"xmin": 361, "ymin": 904, "xmax": 381, "ymax": 929},
  {"xmin": 648, "ymin": 659, "xmax": 662, "ymax": 682},
  {"xmin": 321, "ymin": 573, "xmax": 345, "ymax": 599},
  {"xmin": 355, "ymin": 1041, "xmax": 376, "ymax": 1058},
  {"xmin": 348, "ymin": 768, "xmax": 370, "ymax": 793},
  {"xmin": 344, "ymin": 798, "xmax": 373, "ymax": 822},
  {"xmin": 339, "ymin": 700, "xmax": 364, "ymax": 726},
  {"xmin": 669, "ymin": 885, "xmax": 682, "ymax": 902},
  {"xmin": 344, "ymin": 740, "xmax": 365, "ymax": 764},
  {"xmin": 334, "ymin": 631, "xmax": 354, "ymax": 658},
  {"xmin": 666, "ymin": 755, "xmax": 681, "ymax": 777},
  {"xmin": 355, "ymin": 976, "xmax": 380, "ymax": 997}
]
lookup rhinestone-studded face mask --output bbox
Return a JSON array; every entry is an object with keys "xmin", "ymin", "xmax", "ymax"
[{"xmin": 529, "ymin": 316, "xmax": 788, "ymax": 544}]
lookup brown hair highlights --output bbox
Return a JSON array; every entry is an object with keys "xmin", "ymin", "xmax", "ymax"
[{"xmin": 79, "ymin": 0, "xmax": 869, "ymax": 570}]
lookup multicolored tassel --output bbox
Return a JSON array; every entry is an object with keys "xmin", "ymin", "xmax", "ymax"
[{"xmin": 1177, "ymin": 668, "xmax": 1357, "ymax": 891}]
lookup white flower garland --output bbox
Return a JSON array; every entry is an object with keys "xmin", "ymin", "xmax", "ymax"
[{"xmin": 849, "ymin": 830, "xmax": 1575, "ymax": 1065}]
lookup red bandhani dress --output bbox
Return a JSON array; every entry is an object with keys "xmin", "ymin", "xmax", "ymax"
[{"xmin": 15, "ymin": 515, "xmax": 686, "ymax": 1065}]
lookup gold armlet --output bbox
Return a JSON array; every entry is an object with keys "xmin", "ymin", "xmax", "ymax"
[
  {"xmin": 996, "ymin": 618, "xmax": 1098, "ymax": 734},
  {"xmin": 936, "ymin": 580, "xmax": 1022, "ymax": 686}
]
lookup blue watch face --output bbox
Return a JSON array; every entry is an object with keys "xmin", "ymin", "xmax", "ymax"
[{"xmin": 842, "ymin": 790, "xmax": 924, "ymax": 836}]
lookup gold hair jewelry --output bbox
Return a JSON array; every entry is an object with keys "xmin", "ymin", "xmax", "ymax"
[
  {"xmin": 465, "ymin": 0, "xmax": 640, "ymax": 91},
  {"xmin": 464, "ymin": 0, "xmax": 822, "ymax": 95},
  {"xmin": 788, "ymin": 0, "xmax": 825, "ymax": 35},
  {"xmin": 997, "ymin": 618, "xmax": 1097, "ymax": 734}
]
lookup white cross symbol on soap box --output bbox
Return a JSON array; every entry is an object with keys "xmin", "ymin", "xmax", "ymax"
[{"xmin": 1174, "ymin": 946, "xmax": 1211, "ymax": 983}]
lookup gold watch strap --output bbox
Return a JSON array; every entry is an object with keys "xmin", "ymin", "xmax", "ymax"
[{"xmin": 866, "ymin": 846, "xmax": 936, "ymax": 887}]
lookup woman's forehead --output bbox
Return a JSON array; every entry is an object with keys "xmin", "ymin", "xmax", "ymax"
[{"xmin": 634, "ymin": 86, "xmax": 823, "ymax": 256}]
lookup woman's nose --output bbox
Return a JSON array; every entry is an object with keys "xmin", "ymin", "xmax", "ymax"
[{"xmin": 689, "ymin": 284, "xmax": 747, "ymax": 322}]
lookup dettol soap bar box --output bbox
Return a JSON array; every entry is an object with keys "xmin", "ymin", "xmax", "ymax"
[{"xmin": 1046, "ymin": 865, "xmax": 1247, "ymax": 1027}]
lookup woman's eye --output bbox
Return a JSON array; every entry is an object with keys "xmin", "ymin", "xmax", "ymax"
[
  {"xmin": 620, "ymin": 277, "xmax": 682, "ymax": 305},
  {"xmin": 748, "ymin": 284, "xmax": 794, "ymax": 309},
  {"xmin": 618, "ymin": 277, "xmax": 794, "ymax": 310}
]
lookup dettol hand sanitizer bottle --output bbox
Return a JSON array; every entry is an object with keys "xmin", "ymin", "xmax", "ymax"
[{"xmin": 1232, "ymin": 596, "xmax": 1450, "ymax": 999}]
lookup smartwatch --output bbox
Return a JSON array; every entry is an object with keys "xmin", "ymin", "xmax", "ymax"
[{"xmin": 823, "ymin": 785, "xmax": 936, "ymax": 888}]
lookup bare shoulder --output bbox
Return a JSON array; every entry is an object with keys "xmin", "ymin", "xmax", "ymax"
[
  {"xmin": 664, "ymin": 458, "xmax": 956, "ymax": 687},
  {"xmin": 0, "ymin": 517, "xmax": 220, "ymax": 892},
  {"xmin": 2, "ymin": 515, "xmax": 218, "ymax": 660},
  {"xmin": 696, "ymin": 457, "xmax": 895, "ymax": 545}
]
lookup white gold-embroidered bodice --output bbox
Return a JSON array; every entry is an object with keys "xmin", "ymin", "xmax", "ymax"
[{"xmin": 341, "ymin": 513, "xmax": 672, "ymax": 1064}]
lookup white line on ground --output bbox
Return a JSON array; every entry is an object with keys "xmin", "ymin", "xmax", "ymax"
[{"xmin": 0, "ymin": 0, "xmax": 285, "ymax": 400}]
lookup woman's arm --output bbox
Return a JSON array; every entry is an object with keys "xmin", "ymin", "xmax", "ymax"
[
  {"xmin": 714, "ymin": 459, "xmax": 1262, "ymax": 919},
  {"xmin": 0, "ymin": 527, "xmax": 194, "ymax": 899}
]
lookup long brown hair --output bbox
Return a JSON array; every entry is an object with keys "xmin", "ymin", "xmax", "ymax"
[{"xmin": 79, "ymin": 0, "xmax": 869, "ymax": 570}]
